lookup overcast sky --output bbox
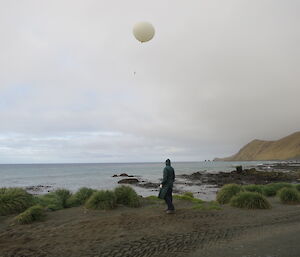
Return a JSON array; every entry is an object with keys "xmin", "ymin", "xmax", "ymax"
[{"xmin": 0, "ymin": 0, "xmax": 299, "ymax": 163}]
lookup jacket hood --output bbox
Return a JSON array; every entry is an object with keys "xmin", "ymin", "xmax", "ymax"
[{"xmin": 165, "ymin": 159, "xmax": 171, "ymax": 166}]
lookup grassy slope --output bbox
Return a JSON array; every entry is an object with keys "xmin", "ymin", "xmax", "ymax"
[{"xmin": 219, "ymin": 131, "xmax": 300, "ymax": 161}]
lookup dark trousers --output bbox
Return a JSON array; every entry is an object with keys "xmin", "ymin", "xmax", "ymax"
[{"xmin": 165, "ymin": 187, "xmax": 175, "ymax": 210}]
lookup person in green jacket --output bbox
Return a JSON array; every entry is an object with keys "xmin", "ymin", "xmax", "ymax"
[{"xmin": 158, "ymin": 159, "xmax": 175, "ymax": 213}]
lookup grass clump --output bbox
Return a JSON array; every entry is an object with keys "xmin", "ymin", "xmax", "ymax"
[
  {"xmin": 193, "ymin": 201, "xmax": 222, "ymax": 210},
  {"xmin": 294, "ymin": 184, "xmax": 300, "ymax": 192},
  {"xmin": 114, "ymin": 186, "xmax": 141, "ymax": 208},
  {"xmin": 183, "ymin": 192, "xmax": 194, "ymax": 198},
  {"xmin": 0, "ymin": 188, "xmax": 35, "ymax": 216},
  {"xmin": 145, "ymin": 195, "xmax": 162, "ymax": 201},
  {"xmin": 67, "ymin": 187, "xmax": 95, "ymax": 207},
  {"xmin": 85, "ymin": 190, "xmax": 117, "ymax": 210},
  {"xmin": 0, "ymin": 188, "xmax": 7, "ymax": 194},
  {"xmin": 262, "ymin": 183, "xmax": 293, "ymax": 197},
  {"xmin": 14, "ymin": 205, "xmax": 46, "ymax": 224},
  {"xmin": 243, "ymin": 185, "xmax": 263, "ymax": 194},
  {"xmin": 35, "ymin": 189, "xmax": 73, "ymax": 210},
  {"xmin": 230, "ymin": 192, "xmax": 271, "ymax": 209},
  {"xmin": 54, "ymin": 189, "xmax": 72, "ymax": 208},
  {"xmin": 271, "ymin": 182, "xmax": 293, "ymax": 191},
  {"xmin": 262, "ymin": 185, "xmax": 277, "ymax": 197},
  {"xmin": 216, "ymin": 184, "xmax": 243, "ymax": 204},
  {"xmin": 278, "ymin": 187, "xmax": 300, "ymax": 204},
  {"xmin": 174, "ymin": 193, "xmax": 204, "ymax": 204},
  {"xmin": 35, "ymin": 193, "xmax": 64, "ymax": 211},
  {"xmin": 144, "ymin": 195, "xmax": 163, "ymax": 204}
]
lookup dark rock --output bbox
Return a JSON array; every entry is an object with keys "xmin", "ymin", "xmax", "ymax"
[
  {"xmin": 236, "ymin": 166, "xmax": 243, "ymax": 173},
  {"xmin": 179, "ymin": 171, "xmax": 203, "ymax": 180},
  {"xmin": 257, "ymin": 161, "xmax": 300, "ymax": 172},
  {"xmin": 113, "ymin": 173, "xmax": 135, "ymax": 177},
  {"xmin": 179, "ymin": 167, "xmax": 299, "ymax": 187},
  {"xmin": 137, "ymin": 182, "xmax": 160, "ymax": 189},
  {"xmin": 118, "ymin": 178, "xmax": 139, "ymax": 184},
  {"xmin": 25, "ymin": 185, "xmax": 51, "ymax": 193}
]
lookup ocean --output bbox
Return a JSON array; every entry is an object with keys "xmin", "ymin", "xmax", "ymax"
[{"xmin": 0, "ymin": 161, "xmax": 270, "ymax": 200}]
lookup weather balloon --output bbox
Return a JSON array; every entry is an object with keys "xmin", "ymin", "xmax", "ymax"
[{"xmin": 133, "ymin": 22, "xmax": 155, "ymax": 43}]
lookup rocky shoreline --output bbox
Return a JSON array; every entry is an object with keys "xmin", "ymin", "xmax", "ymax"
[
  {"xmin": 257, "ymin": 161, "xmax": 300, "ymax": 172},
  {"xmin": 24, "ymin": 162, "xmax": 300, "ymax": 196},
  {"xmin": 114, "ymin": 173, "xmax": 161, "ymax": 191},
  {"xmin": 25, "ymin": 185, "xmax": 53, "ymax": 194},
  {"xmin": 115, "ymin": 162, "xmax": 300, "ymax": 193},
  {"xmin": 178, "ymin": 167, "xmax": 300, "ymax": 187}
]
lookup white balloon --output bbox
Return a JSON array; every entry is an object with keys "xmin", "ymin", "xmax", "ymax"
[{"xmin": 133, "ymin": 22, "xmax": 155, "ymax": 43}]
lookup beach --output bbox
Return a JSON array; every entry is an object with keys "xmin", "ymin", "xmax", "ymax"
[
  {"xmin": 1, "ymin": 162, "xmax": 300, "ymax": 257},
  {"xmin": 1, "ymin": 197, "xmax": 300, "ymax": 257}
]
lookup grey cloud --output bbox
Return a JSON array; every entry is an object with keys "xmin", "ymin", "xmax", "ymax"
[{"xmin": 0, "ymin": 0, "xmax": 299, "ymax": 163}]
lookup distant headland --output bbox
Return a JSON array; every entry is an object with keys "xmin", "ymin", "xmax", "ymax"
[{"xmin": 215, "ymin": 131, "xmax": 300, "ymax": 161}]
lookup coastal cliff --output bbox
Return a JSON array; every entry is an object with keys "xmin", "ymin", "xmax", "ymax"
[{"xmin": 216, "ymin": 131, "xmax": 300, "ymax": 161}]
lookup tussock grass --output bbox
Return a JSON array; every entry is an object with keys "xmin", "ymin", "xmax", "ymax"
[
  {"xmin": 173, "ymin": 193, "xmax": 204, "ymax": 204},
  {"xmin": 193, "ymin": 201, "xmax": 222, "ymax": 210},
  {"xmin": 262, "ymin": 183, "xmax": 293, "ymax": 197},
  {"xmin": 36, "ymin": 189, "xmax": 74, "ymax": 210},
  {"xmin": 144, "ymin": 195, "xmax": 163, "ymax": 204},
  {"xmin": 54, "ymin": 189, "xmax": 72, "ymax": 208},
  {"xmin": 35, "ymin": 193, "xmax": 64, "ymax": 211},
  {"xmin": 114, "ymin": 186, "xmax": 141, "ymax": 208},
  {"xmin": 262, "ymin": 185, "xmax": 277, "ymax": 197},
  {"xmin": 14, "ymin": 205, "xmax": 46, "ymax": 224},
  {"xmin": 243, "ymin": 185, "xmax": 263, "ymax": 194},
  {"xmin": 85, "ymin": 190, "xmax": 117, "ymax": 210},
  {"xmin": 183, "ymin": 192, "xmax": 194, "ymax": 198},
  {"xmin": 271, "ymin": 182, "xmax": 293, "ymax": 191},
  {"xmin": 0, "ymin": 188, "xmax": 7, "ymax": 194},
  {"xmin": 230, "ymin": 192, "xmax": 271, "ymax": 209},
  {"xmin": 67, "ymin": 187, "xmax": 95, "ymax": 207},
  {"xmin": 145, "ymin": 195, "xmax": 163, "ymax": 201},
  {"xmin": 278, "ymin": 187, "xmax": 300, "ymax": 204},
  {"xmin": 216, "ymin": 184, "xmax": 243, "ymax": 204},
  {"xmin": 294, "ymin": 184, "xmax": 300, "ymax": 192},
  {"xmin": 0, "ymin": 188, "xmax": 35, "ymax": 216}
]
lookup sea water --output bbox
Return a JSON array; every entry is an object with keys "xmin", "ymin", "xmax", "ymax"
[{"xmin": 0, "ymin": 161, "xmax": 270, "ymax": 199}]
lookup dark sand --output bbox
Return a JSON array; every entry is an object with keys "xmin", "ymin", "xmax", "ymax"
[{"xmin": 0, "ymin": 198, "xmax": 300, "ymax": 257}]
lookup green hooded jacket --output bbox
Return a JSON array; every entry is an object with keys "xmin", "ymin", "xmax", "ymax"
[{"xmin": 158, "ymin": 162, "xmax": 175, "ymax": 199}]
